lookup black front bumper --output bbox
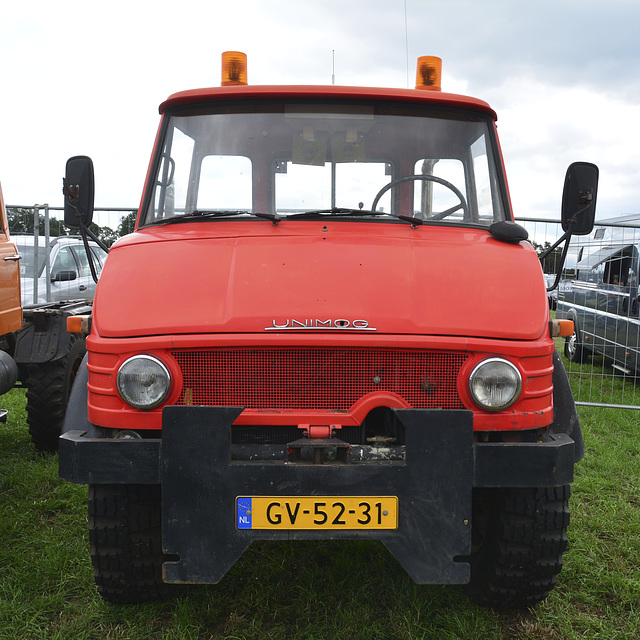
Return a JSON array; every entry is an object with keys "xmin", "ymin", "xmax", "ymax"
[{"xmin": 59, "ymin": 407, "xmax": 575, "ymax": 585}]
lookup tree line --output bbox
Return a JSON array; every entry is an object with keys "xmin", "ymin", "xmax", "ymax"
[
  {"xmin": 5, "ymin": 209, "xmax": 568, "ymax": 272},
  {"xmin": 6, "ymin": 208, "xmax": 137, "ymax": 248},
  {"xmin": 530, "ymin": 240, "xmax": 564, "ymax": 275}
]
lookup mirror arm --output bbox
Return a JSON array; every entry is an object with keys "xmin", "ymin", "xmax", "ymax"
[
  {"xmin": 81, "ymin": 223, "xmax": 110, "ymax": 254},
  {"xmin": 542, "ymin": 190, "xmax": 595, "ymax": 291},
  {"xmin": 539, "ymin": 226, "xmax": 575, "ymax": 292},
  {"xmin": 78, "ymin": 223, "xmax": 109, "ymax": 284},
  {"xmin": 78, "ymin": 225, "xmax": 100, "ymax": 284},
  {"xmin": 539, "ymin": 228, "xmax": 571, "ymax": 262}
]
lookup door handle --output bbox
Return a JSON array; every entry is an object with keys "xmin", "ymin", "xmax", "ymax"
[
  {"xmin": 4, "ymin": 254, "xmax": 21, "ymax": 261},
  {"xmin": 79, "ymin": 285, "xmax": 87, "ymax": 291}
]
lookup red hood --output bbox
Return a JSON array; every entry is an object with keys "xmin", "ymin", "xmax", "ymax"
[{"xmin": 93, "ymin": 221, "xmax": 548, "ymax": 341}]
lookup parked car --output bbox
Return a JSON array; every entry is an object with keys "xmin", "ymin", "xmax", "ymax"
[{"xmin": 15, "ymin": 235, "xmax": 108, "ymax": 304}]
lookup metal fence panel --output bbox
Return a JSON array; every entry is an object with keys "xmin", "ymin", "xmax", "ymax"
[
  {"xmin": 6, "ymin": 204, "xmax": 135, "ymax": 305},
  {"xmin": 519, "ymin": 215, "xmax": 640, "ymax": 410},
  {"xmin": 6, "ymin": 206, "xmax": 639, "ymax": 409}
]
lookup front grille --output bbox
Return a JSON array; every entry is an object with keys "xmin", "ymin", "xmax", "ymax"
[{"xmin": 172, "ymin": 348, "xmax": 467, "ymax": 412}]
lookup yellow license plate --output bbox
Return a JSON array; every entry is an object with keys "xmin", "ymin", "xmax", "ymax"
[{"xmin": 236, "ymin": 496, "xmax": 398, "ymax": 530}]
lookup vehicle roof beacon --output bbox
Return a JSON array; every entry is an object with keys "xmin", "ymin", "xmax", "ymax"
[{"xmin": 58, "ymin": 52, "xmax": 597, "ymax": 610}]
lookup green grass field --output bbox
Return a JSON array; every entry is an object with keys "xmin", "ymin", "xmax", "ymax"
[{"xmin": 1, "ymin": 362, "xmax": 640, "ymax": 639}]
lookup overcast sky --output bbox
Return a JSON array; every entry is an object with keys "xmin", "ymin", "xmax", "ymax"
[{"xmin": 1, "ymin": 0, "xmax": 638, "ymax": 223}]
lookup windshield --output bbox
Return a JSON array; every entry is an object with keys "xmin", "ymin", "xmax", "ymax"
[{"xmin": 142, "ymin": 101, "xmax": 507, "ymax": 227}]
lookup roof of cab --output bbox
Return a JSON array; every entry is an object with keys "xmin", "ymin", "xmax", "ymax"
[{"xmin": 159, "ymin": 84, "xmax": 498, "ymax": 120}]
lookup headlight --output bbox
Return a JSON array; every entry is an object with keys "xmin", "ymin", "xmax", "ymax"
[
  {"xmin": 469, "ymin": 358, "xmax": 522, "ymax": 411},
  {"xmin": 117, "ymin": 355, "xmax": 171, "ymax": 410}
]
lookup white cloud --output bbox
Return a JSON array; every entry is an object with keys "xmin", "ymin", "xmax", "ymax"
[
  {"xmin": 0, "ymin": 0, "xmax": 637, "ymax": 220},
  {"xmin": 489, "ymin": 77, "xmax": 639, "ymax": 220}
]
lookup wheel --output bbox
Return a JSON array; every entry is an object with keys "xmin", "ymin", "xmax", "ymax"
[
  {"xmin": 371, "ymin": 174, "xmax": 469, "ymax": 219},
  {"xmin": 89, "ymin": 484, "xmax": 173, "ymax": 604},
  {"xmin": 564, "ymin": 322, "xmax": 589, "ymax": 364},
  {"xmin": 26, "ymin": 334, "xmax": 86, "ymax": 452},
  {"xmin": 465, "ymin": 485, "xmax": 570, "ymax": 608}
]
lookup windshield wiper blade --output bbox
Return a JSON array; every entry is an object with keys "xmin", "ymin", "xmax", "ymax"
[
  {"xmin": 284, "ymin": 207, "xmax": 384, "ymax": 219},
  {"xmin": 154, "ymin": 210, "xmax": 281, "ymax": 225}
]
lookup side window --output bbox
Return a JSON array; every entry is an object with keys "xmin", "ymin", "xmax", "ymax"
[
  {"xmin": 589, "ymin": 263, "xmax": 604, "ymax": 285},
  {"xmin": 52, "ymin": 246, "xmax": 79, "ymax": 276},
  {"xmin": 73, "ymin": 245, "xmax": 108, "ymax": 278},
  {"xmin": 91, "ymin": 247, "xmax": 108, "ymax": 270},
  {"xmin": 603, "ymin": 250, "xmax": 634, "ymax": 287},
  {"xmin": 153, "ymin": 128, "xmax": 195, "ymax": 219},
  {"xmin": 471, "ymin": 135, "xmax": 498, "ymax": 223},
  {"xmin": 72, "ymin": 245, "xmax": 92, "ymax": 278}
]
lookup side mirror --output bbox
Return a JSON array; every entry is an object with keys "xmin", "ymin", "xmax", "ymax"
[
  {"xmin": 63, "ymin": 156, "xmax": 95, "ymax": 229},
  {"xmin": 561, "ymin": 162, "xmax": 598, "ymax": 236},
  {"xmin": 52, "ymin": 270, "xmax": 77, "ymax": 283}
]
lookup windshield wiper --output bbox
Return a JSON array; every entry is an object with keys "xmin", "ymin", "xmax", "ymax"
[
  {"xmin": 153, "ymin": 207, "xmax": 387, "ymax": 225},
  {"xmin": 284, "ymin": 207, "xmax": 385, "ymax": 219},
  {"xmin": 397, "ymin": 215, "xmax": 425, "ymax": 226},
  {"xmin": 154, "ymin": 210, "xmax": 281, "ymax": 225}
]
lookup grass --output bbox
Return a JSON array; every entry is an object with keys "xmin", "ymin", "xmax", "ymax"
[
  {"xmin": 1, "ymin": 364, "xmax": 640, "ymax": 639},
  {"xmin": 566, "ymin": 354, "xmax": 640, "ymax": 408},
  {"xmin": 552, "ymin": 323, "xmax": 640, "ymax": 408}
]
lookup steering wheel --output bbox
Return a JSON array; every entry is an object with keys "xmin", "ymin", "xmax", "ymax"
[{"xmin": 371, "ymin": 174, "xmax": 469, "ymax": 220}]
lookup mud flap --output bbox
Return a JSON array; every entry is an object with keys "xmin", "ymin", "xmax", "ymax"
[{"xmin": 161, "ymin": 406, "xmax": 473, "ymax": 585}]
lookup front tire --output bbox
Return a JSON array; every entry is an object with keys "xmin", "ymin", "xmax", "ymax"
[
  {"xmin": 26, "ymin": 335, "xmax": 86, "ymax": 452},
  {"xmin": 89, "ymin": 483, "xmax": 173, "ymax": 604},
  {"xmin": 466, "ymin": 486, "xmax": 570, "ymax": 608}
]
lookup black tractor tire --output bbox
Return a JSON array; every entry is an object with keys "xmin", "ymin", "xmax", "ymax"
[
  {"xmin": 465, "ymin": 485, "xmax": 570, "ymax": 609},
  {"xmin": 89, "ymin": 483, "xmax": 173, "ymax": 604},
  {"xmin": 26, "ymin": 335, "xmax": 86, "ymax": 452},
  {"xmin": 564, "ymin": 321, "xmax": 589, "ymax": 364}
]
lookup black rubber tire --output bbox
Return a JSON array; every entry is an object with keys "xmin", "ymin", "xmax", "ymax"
[
  {"xmin": 564, "ymin": 321, "xmax": 589, "ymax": 364},
  {"xmin": 89, "ymin": 483, "xmax": 173, "ymax": 604},
  {"xmin": 465, "ymin": 485, "xmax": 570, "ymax": 609},
  {"xmin": 26, "ymin": 335, "xmax": 86, "ymax": 452}
]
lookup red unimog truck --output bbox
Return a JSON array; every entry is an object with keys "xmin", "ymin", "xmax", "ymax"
[{"xmin": 59, "ymin": 53, "xmax": 598, "ymax": 607}]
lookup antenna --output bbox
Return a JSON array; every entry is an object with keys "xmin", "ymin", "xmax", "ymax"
[
  {"xmin": 332, "ymin": 50, "xmax": 335, "ymax": 85},
  {"xmin": 404, "ymin": 0, "xmax": 409, "ymax": 88}
]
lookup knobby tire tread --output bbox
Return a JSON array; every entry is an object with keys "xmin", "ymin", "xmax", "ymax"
[
  {"xmin": 26, "ymin": 335, "xmax": 86, "ymax": 452},
  {"xmin": 466, "ymin": 485, "xmax": 570, "ymax": 608},
  {"xmin": 89, "ymin": 484, "xmax": 172, "ymax": 604}
]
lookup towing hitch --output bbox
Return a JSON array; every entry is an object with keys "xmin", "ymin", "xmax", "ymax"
[{"xmin": 288, "ymin": 424, "xmax": 350, "ymax": 463}]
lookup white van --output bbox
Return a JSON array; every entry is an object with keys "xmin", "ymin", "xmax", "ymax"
[{"xmin": 557, "ymin": 214, "xmax": 640, "ymax": 374}]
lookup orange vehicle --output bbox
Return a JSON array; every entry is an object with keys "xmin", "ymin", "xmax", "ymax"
[
  {"xmin": 59, "ymin": 53, "xmax": 598, "ymax": 607},
  {"xmin": 0, "ymin": 182, "xmax": 23, "ymax": 418}
]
